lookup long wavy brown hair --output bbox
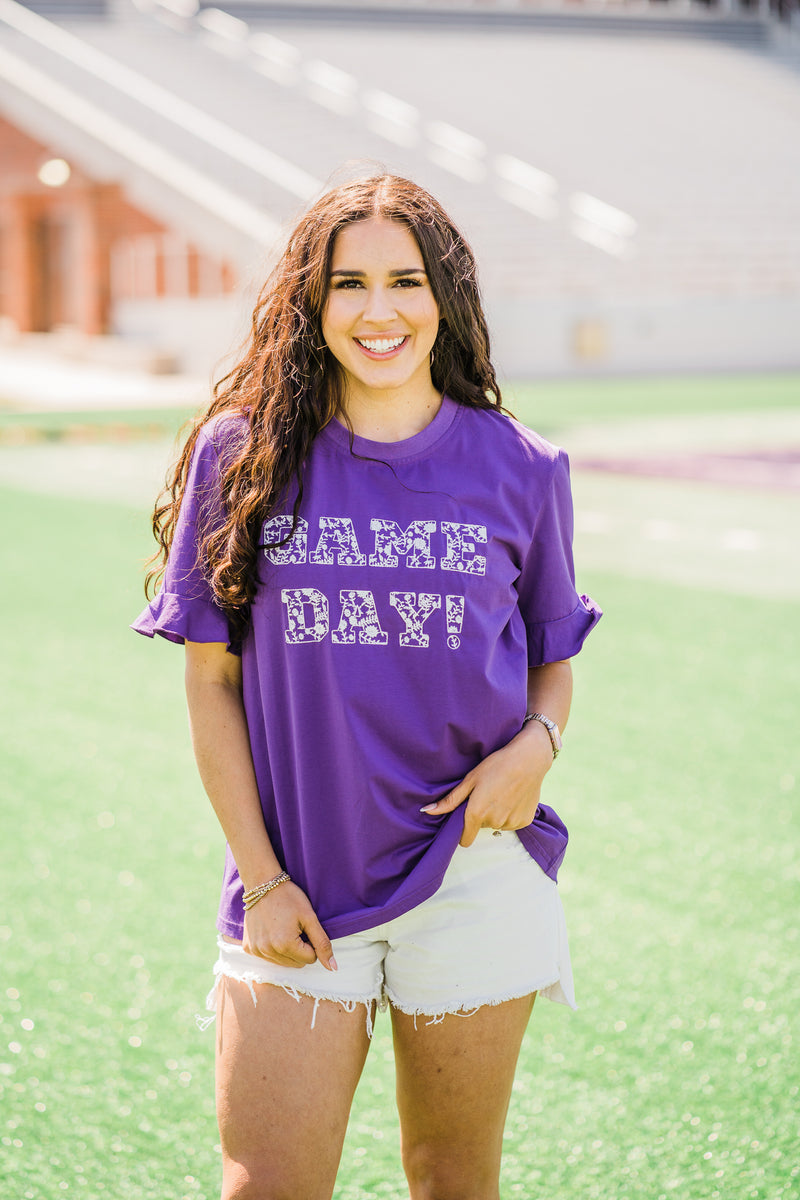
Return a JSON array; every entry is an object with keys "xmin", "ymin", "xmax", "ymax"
[{"xmin": 146, "ymin": 173, "xmax": 505, "ymax": 640}]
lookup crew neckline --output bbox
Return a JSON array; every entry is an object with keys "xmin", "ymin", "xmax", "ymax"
[{"xmin": 318, "ymin": 395, "xmax": 460, "ymax": 462}]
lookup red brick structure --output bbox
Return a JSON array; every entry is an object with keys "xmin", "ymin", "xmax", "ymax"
[{"xmin": 0, "ymin": 115, "xmax": 236, "ymax": 339}]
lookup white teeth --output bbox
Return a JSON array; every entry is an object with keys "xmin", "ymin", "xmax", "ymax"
[{"xmin": 356, "ymin": 336, "xmax": 406, "ymax": 353}]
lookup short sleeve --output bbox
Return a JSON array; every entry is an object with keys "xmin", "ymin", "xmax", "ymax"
[
  {"xmin": 131, "ymin": 427, "xmax": 233, "ymax": 648},
  {"xmin": 517, "ymin": 449, "xmax": 601, "ymax": 666}
]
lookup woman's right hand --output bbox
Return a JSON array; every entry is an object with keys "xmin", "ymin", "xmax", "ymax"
[
  {"xmin": 184, "ymin": 641, "xmax": 337, "ymax": 974},
  {"xmin": 242, "ymin": 882, "xmax": 338, "ymax": 972}
]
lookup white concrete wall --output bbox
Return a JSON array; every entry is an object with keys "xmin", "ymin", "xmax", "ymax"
[
  {"xmin": 111, "ymin": 293, "xmax": 253, "ymax": 376},
  {"xmin": 487, "ymin": 294, "xmax": 800, "ymax": 379},
  {"xmin": 114, "ymin": 290, "xmax": 800, "ymax": 379}
]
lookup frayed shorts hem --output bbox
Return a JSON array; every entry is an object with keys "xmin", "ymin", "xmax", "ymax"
[
  {"xmin": 383, "ymin": 973, "xmax": 574, "ymax": 1028},
  {"xmin": 201, "ymin": 831, "xmax": 576, "ymax": 1036},
  {"xmin": 200, "ymin": 968, "xmax": 385, "ymax": 1036},
  {"xmin": 201, "ymin": 965, "xmax": 574, "ymax": 1038}
]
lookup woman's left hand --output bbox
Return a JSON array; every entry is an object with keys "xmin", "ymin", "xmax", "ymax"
[{"xmin": 420, "ymin": 720, "xmax": 554, "ymax": 847}]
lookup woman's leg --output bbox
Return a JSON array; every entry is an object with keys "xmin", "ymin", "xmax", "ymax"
[
  {"xmin": 391, "ymin": 994, "xmax": 536, "ymax": 1200},
  {"xmin": 216, "ymin": 978, "xmax": 372, "ymax": 1200}
]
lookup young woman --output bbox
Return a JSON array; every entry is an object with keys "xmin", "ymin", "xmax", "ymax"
[{"xmin": 134, "ymin": 173, "xmax": 600, "ymax": 1200}]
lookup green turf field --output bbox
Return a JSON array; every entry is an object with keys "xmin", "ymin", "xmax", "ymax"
[
  {"xmin": 1, "ymin": 376, "xmax": 798, "ymax": 1199},
  {"xmin": 1, "ymin": 371, "xmax": 798, "ymax": 444},
  {"xmin": 506, "ymin": 373, "xmax": 800, "ymax": 439}
]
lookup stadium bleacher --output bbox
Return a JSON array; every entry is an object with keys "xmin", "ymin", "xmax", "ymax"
[{"xmin": 1, "ymin": 0, "xmax": 798, "ymax": 373}]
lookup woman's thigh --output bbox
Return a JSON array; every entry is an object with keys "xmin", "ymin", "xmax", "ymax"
[
  {"xmin": 391, "ymin": 994, "xmax": 536, "ymax": 1200},
  {"xmin": 216, "ymin": 977, "xmax": 372, "ymax": 1200}
]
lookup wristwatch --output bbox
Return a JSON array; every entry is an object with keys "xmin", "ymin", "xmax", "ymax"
[{"xmin": 524, "ymin": 712, "xmax": 562, "ymax": 759}]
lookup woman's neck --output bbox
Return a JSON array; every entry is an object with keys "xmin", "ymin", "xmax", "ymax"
[{"xmin": 338, "ymin": 384, "xmax": 443, "ymax": 444}]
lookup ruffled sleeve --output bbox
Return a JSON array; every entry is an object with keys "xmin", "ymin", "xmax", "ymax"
[
  {"xmin": 131, "ymin": 424, "xmax": 235, "ymax": 650},
  {"xmin": 131, "ymin": 586, "xmax": 230, "ymax": 646},
  {"xmin": 517, "ymin": 448, "xmax": 601, "ymax": 666}
]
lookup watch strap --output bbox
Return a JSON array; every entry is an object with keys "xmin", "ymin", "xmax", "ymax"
[{"xmin": 524, "ymin": 712, "xmax": 562, "ymax": 758}]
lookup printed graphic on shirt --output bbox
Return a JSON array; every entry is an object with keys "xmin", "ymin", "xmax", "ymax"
[
  {"xmin": 279, "ymin": 589, "xmax": 467, "ymax": 650},
  {"xmin": 445, "ymin": 595, "xmax": 465, "ymax": 650},
  {"xmin": 309, "ymin": 517, "xmax": 367, "ymax": 567},
  {"xmin": 264, "ymin": 515, "xmax": 486, "ymax": 575},
  {"xmin": 389, "ymin": 592, "xmax": 441, "ymax": 648},
  {"xmin": 262, "ymin": 515, "xmax": 308, "ymax": 564},
  {"xmin": 369, "ymin": 519, "xmax": 436, "ymax": 569},
  {"xmin": 440, "ymin": 522, "xmax": 487, "ymax": 575},
  {"xmin": 333, "ymin": 591, "xmax": 389, "ymax": 645},
  {"xmin": 281, "ymin": 587, "xmax": 328, "ymax": 643},
  {"xmin": 267, "ymin": 515, "xmax": 489, "ymax": 651}
]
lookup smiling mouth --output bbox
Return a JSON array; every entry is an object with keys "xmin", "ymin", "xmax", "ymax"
[{"xmin": 355, "ymin": 335, "xmax": 409, "ymax": 358}]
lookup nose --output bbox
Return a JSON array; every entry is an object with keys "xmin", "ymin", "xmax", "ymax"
[{"xmin": 362, "ymin": 285, "xmax": 397, "ymax": 324}]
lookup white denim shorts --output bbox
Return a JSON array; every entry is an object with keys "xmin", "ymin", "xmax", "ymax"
[{"xmin": 204, "ymin": 829, "xmax": 575, "ymax": 1036}]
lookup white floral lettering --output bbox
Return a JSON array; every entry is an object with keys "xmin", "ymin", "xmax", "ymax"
[
  {"xmin": 369, "ymin": 519, "xmax": 436, "ymax": 569},
  {"xmin": 445, "ymin": 594, "xmax": 465, "ymax": 649},
  {"xmin": 281, "ymin": 587, "xmax": 329, "ymax": 643},
  {"xmin": 440, "ymin": 522, "xmax": 487, "ymax": 575},
  {"xmin": 309, "ymin": 517, "xmax": 366, "ymax": 566},
  {"xmin": 389, "ymin": 592, "xmax": 442, "ymax": 649},
  {"xmin": 332, "ymin": 590, "xmax": 389, "ymax": 646},
  {"xmin": 262, "ymin": 515, "xmax": 308, "ymax": 564}
]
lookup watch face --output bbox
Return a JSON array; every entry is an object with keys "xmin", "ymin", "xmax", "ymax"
[{"xmin": 531, "ymin": 713, "xmax": 562, "ymax": 754}]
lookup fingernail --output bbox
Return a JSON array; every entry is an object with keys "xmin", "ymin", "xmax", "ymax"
[
  {"xmin": 419, "ymin": 804, "xmax": 437, "ymax": 813},
  {"xmin": 329, "ymin": 957, "xmax": 338, "ymax": 972}
]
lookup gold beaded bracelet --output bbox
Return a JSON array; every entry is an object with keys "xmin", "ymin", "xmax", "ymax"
[{"xmin": 242, "ymin": 871, "xmax": 291, "ymax": 911}]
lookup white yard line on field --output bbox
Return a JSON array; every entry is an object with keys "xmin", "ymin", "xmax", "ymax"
[
  {"xmin": 571, "ymin": 471, "xmax": 799, "ymax": 600},
  {"xmin": 0, "ymin": 441, "xmax": 795, "ymax": 599}
]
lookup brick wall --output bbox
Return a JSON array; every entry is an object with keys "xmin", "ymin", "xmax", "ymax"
[{"xmin": 0, "ymin": 115, "xmax": 237, "ymax": 338}]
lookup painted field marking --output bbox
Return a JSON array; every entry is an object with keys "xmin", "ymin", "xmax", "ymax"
[
  {"xmin": 721, "ymin": 529, "xmax": 761, "ymax": 552},
  {"xmin": 579, "ymin": 510, "xmax": 766, "ymax": 556},
  {"xmin": 643, "ymin": 518, "xmax": 681, "ymax": 541},
  {"xmin": 575, "ymin": 511, "xmax": 612, "ymax": 535}
]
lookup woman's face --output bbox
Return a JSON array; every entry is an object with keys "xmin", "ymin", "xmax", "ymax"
[{"xmin": 321, "ymin": 216, "xmax": 440, "ymax": 409}]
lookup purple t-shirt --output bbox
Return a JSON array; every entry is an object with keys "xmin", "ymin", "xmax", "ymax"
[{"xmin": 133, "ymin": 396, "xmax": 600, "ymax": 940}]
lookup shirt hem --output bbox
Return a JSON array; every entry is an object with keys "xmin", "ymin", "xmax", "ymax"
[{"xmin": 216, "ymin": 826, "xmax": 567, "ymax": 942}]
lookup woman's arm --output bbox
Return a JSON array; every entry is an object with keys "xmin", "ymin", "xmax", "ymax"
[
  {"xmin": 421, "ymin": 660, "xmax": 573, "ymax": 847},
  {"xmin": 184, "ymin": 641, "xmax": 337, "ymax": 970}
]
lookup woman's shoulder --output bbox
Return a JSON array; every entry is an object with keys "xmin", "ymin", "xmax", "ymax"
[
  {"xmin": 457, "ymin": 403, "xmax": 563, "ymax": 473},
  {"xmin": 195, "ymin": 410, "xmax": 250, "ymax": 459}
]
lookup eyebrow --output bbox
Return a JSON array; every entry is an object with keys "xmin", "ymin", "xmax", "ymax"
[{"xmin": 330, "ymin": 268, "xmax": 427, "ymax": 278}]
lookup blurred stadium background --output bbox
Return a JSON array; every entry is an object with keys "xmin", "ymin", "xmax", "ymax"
[{"xmin": 1, "ymin": 0, "xmax": 799, "ymax": 380}]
